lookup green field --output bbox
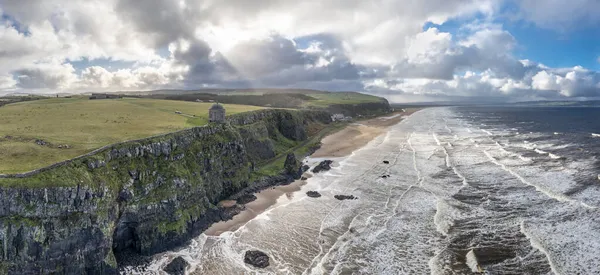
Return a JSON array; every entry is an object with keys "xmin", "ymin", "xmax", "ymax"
[
  {"xmin": 304, "ymin": 92, "xmax": 386, "ymax": 107},
  {"xmin": 0, "ymin": 97, "xmax": 263, "ymax": 173}
]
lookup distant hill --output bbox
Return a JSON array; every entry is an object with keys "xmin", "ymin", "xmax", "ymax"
[
  {"xmin": 509, "ymin": 100, "xmax": 600, "ymax": 107},
  {"xmin": 128, "ymin": 89, "xmax": 387, "ymax": 110},
  {"xmin": 117, "ymin": 88, "xmax": 326, "ymax": 96}
]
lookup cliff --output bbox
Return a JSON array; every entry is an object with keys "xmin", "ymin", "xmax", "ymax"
[
  {"xmin": 325, "ymin": 100, "xmax": 392, "ymax": 117},
  {"xmin": 0, "ymin": 109, "xmax": 331, "ymax": 274}
]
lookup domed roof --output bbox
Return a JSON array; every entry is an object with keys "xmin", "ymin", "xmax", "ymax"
[{"xmin": 210, "ymin": 103, "xmax": 224, "ymax": 110}]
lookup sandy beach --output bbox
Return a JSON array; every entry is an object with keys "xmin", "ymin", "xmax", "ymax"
[
  {"xmin": 204, "ymin": 109, "xmax": 420, "ymax": 236},
  {"xmin": 313, "ymin": 108, "xmax": 420, "ymax": 157}
]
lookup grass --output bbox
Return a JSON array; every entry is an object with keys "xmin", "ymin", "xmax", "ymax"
[
  {"xmin": 304, "ymin": 92, "xmax": 385, "ymax": 107},
  {"xmin": 0, "ymin": 97, "xmax": 263, "ymax": 173},
  {"xmin": 251, "ymin": 121, "xmax": 348, "ymax": 180}
]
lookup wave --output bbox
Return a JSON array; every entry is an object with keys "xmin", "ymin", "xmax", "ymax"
[
  {"xmin": 520, "ymin": 221, "xmax": 560, "ymax": 275},
  {"xmin": 592, "ymin": 133, "xmax": 600, "ymax": 138},
  {"xmin": 518, "ymin": 155, "xmax": 532, "ymax": 162},
  {"xmin": 548, "ymin": 153, "xmax": 562, "ymax": 159},
  {"xmin": 533, "ymin": 148, "xmax": 562, "ymax": 159},
  {"xmin": 483, "ymin": 150, "xmax": 575, "ymax": 204}
]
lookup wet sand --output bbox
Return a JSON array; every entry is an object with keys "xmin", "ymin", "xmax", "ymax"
[
  {"xmin": 312, "ymin": 108, "xmax": 420, "ymax": 158},
  {"xmin": 204, "ymin": 108, "xmax": 421, "ymax": 236},
  {"xmin": 204, "ymin": 179, "xmax": 307, "ymax": 236}
]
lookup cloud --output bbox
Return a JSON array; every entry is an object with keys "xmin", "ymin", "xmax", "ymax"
[
  {"xmin": 15, "ymin": 62, "xmax": 77, "ymax": 89},
  {"xmin": 0, "ymin": 0, "xmax": 599, "ymax": 102},
  {"xmin": 532, "ymin": 69, "xmax": 600, "ymax": 97},
  {"xmin": 0, "ymin": 74, "xmax": 17, "ymax": 91}
]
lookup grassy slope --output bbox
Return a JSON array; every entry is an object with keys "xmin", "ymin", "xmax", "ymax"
[
  {"xmin": 145, "ymin": 90, "xmax": 386, "ymax": 109},
  {"xmin": 0, "ymin": 97, "xmax": 263, "ymax": 173},
  {"xmin": 304, "ymin": 92, "xmax": 385, "ymax": 107}
]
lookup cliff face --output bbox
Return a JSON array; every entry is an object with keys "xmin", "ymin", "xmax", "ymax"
[{"xmin": 0, "ymin": 109, "xmax": 331, "ymax": 274}]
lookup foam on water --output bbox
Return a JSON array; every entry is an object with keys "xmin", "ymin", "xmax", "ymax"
[{"xmin": 122, "ymin": 107, "xmax": 600, "ymax": 275}]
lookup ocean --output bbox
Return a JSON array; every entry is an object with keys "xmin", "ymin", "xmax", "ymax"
[{"xmin": 127, "ymin": 107, "xmax": 600, "ymax": 274}]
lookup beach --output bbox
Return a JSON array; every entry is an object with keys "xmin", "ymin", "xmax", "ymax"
[
  {"xmin": 204, "ymin": 109, "xmax": 419, "ymax": 236},
  {"xmin": 128, "ymin": 106, "xmax": 600, "ymax": 274},
  {"xmin": 312, "ymin": 109, "xmax": 420, "ymax": 158}
]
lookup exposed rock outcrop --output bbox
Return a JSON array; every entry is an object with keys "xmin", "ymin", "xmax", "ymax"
[
  {"xmin": 164, "ymin": 256, "xmax": 189, "ymax": 275},
  {"xmin": 312, "ymin": 160, "xmax": 333, "ymax": 173},
  {"xmin": 334, "ymin": 195, "xmax": 357, "ymax": 200},
  {"xmin": 236, "ymin": 194, "xmax": 257, "ymax": 205},
  {"xmin": 244, "ymin": 250, "xmax": 270, "ymax": 268},
  {"xmin": 306, "ymin": 191, "xmax": 321, "ymax": 198},
  {"xmin": 284, "ymin": 153, "xmax": 302, "ymax": 178}
]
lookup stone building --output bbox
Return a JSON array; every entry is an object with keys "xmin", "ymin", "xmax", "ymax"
[{"xmin": 209, "ymin": 103, "xmax": 226, "ymax": 122}]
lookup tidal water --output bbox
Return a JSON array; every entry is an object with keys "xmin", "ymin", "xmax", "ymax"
[{"xmin": 127, "ymin": 107, "xmax": 600, "ymax": 274}]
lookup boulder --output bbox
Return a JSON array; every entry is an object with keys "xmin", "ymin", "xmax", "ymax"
[
  {"xmin": 301, "ymin": 176, "xmax": 308, "ymax": 180},
  {"xmin": 383, "ymin": 160, "xmax": 390, "ymax": 164},
  {"xmin": 312, "ymin": 160, "xmax": 333, "ymax": 173},
  {"xmin": 164, "ymin": 256, "xmax": 189, "ymax": 275},
  {"xmin": 334, "ymin": 195, "xmax": 357, "ymax": 200},
  {"xmin": 306, "ymin": 191, "xmax": 322, "ymax": 198},
  {"xmin": 381, "ymin": 174, "xmax": 390, "ymax": 179},
  {"xmin": 236, "ymin": 194, "xmax": 257, "ymax": 204},
  {"xmin": 244, "ymin": 250, "xmax": 270, "ymax": 268}
]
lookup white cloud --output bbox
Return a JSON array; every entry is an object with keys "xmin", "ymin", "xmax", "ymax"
[
  {"xmin": 15, "ymin": 62, "xmax": 78, "ymax": 89},
  {"xmin": 0, "ymin": 74, "xmax": 17, "ymax": 91},
  {"xmin": 0, "ymin": 0, "xmax": 598, "ymax": 101}
]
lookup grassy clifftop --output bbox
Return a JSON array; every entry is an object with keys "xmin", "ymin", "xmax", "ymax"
[
  {"xmin": 0, "ymin": 97, "xmax": 263, "ymax": 173},
  {"xmin": 0, "ymin": 109, "xmax": 331, "ymax": 274}
]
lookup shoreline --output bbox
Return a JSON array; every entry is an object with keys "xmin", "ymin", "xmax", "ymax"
[{"xmin": 204, "ymin": 108, "xmax": 422, "ymax": 236}]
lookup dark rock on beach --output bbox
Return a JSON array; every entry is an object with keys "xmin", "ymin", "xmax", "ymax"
[
  {"xmin": 334, "ymin": 194, "xmax": 357, "ymax": 200},
  {"xmin": 284, "ymin": 153, "xmax": 303, "ymax": 178},
  {"xmin": 236, "ymin": 194, "xmax": 257, "ymax": 204},
  {"xmin": 381, "ymin": 174, "xmax": 390, "ymax": 178},
  {"xmin": 164, "ymin": 256, "xmax": 189, "ymax": 275},
  {"xmin": 306, "ymin": 191, "xmax": 322, "ymax": 198},
  {"xmin": 301, "ymin": 176, "xmax": 308, "ymax": 180},
  {"xmin": 312, "ymin": 160, "xmax": 333, "ymax": 173},
  {"xmin": 244, "ymin": 250, "xmax": 270, "ymax": 268},
  {"xmin": 383, "ymin": 160, "xmax": 390, "ymax": 164}
]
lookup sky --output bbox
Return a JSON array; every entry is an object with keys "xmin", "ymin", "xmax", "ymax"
[{"xmin": 0, "ymin": 0, "xmax": 599, "ymax": 102}]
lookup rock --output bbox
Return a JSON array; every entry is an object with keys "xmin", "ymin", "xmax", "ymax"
[
  {"xmin": 236, "ymin": 194, "xmax": 257, "ymax": 204},
  {"xmin": 306, "ymin": 191, "xmax": 321, "ymax": 198},
  {"xmin": 381, "ymin": 174, "xmax": 390, "ymax": 178},
  {"xmin": 334, "ymin": 194, "xmax": 357, "ymax": 200},
  {"xmin": 164, "ymin": 256, "xmax": 189, "ymax": 275},
  {"xmin": 284, "ymin": 153, "xmax": 302, "ymax": 178},
  {"xmin": 35, "ymin": 139, "xmax": 48, "ymax": 146},
  {"xmin": 244, "ymin": 250, "xmax": 270, "ymax": 268},
  {"xmin": 383, "ymin": 160, "xmax": 390, "ymax": 164},
  {"xmin": 301, "ymin": 176, "xmax": 308, "ymax": 180},
  {"xmin": 312, "ymin": 160, "xmax": 333, "ymax": 173}
]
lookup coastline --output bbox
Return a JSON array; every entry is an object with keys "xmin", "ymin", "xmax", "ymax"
[{"xmin": 204, "ymin": 108, "xmax": 422, "ymax": 236}]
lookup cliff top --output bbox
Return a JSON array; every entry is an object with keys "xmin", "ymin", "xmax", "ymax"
[{"xmin": 0, "ymin": 97, "xmax": 263, "ymax": 173}]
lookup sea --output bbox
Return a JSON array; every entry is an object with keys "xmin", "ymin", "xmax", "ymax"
[{"xmin": 126, "ymin": 107, "xmax": 600, "ymax": 275}]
